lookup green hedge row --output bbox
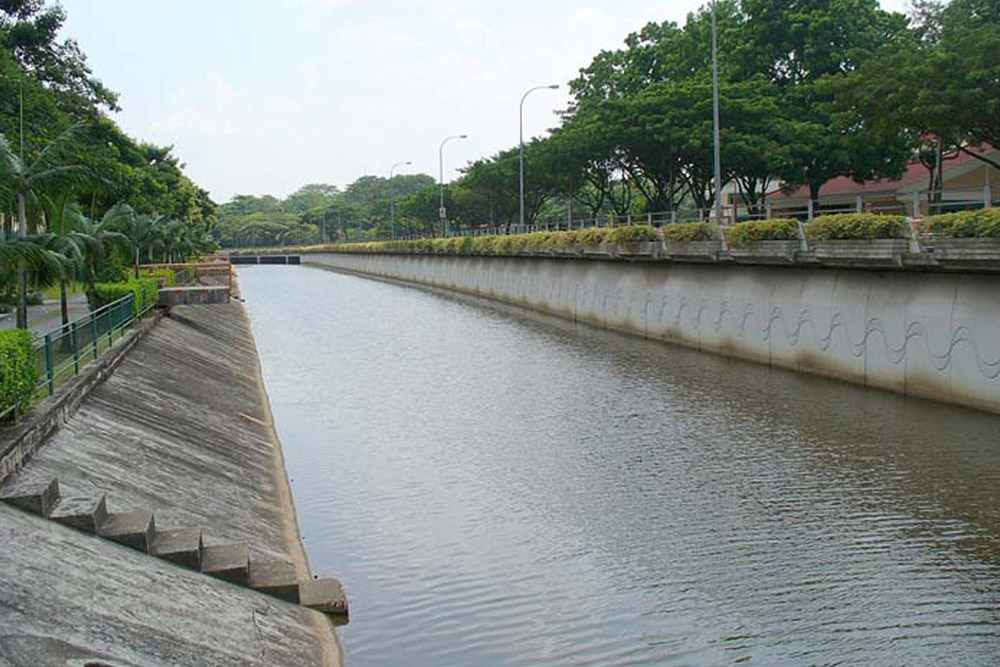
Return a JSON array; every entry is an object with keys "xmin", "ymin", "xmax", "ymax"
[
  {"xmin": 309, "ymin": 211, "xmax": 1000, "ymax": 257},
  {"xmin": 805, "ymin": 214, "xmax": 909, "ymax": 240},
  {"xmin": 139, "ymin": 268, "xmax": 178, "ymax": 287},
  {"xmin": 90, "ymin": 278, "xmax": 160, "ymax": 317},
  {"xmin": 921, "ymin": 207, "xmax": 1000, "ymax": 238},
  {"xmin": 726, "ymin": 218, "xmax": 799, "ymax": 247},
  {"xmin": 0, "ymin": 329, "xmax": 39, "ymax": 419}
]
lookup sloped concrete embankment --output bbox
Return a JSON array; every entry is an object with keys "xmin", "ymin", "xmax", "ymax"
[
  {"xmin": 305, "ymin": 252, "xmax": 1000, "ymax": 415},
  {"xmin": 0, "ymin": 303, "xmax": 342, "ymax": 666}
]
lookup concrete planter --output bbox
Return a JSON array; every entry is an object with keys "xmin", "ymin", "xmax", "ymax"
[
  {"xmin": 811, "ymin": 238, "xmax": 909, "ymax": 267},
  {"xmin": 615, "ymin": 241, "xmax": 662, "ymax": 260},
  {"xmin": 582, "ymin": 243, "xmax": 612, "ymax": 258},
  {"xmin": 664, "ymin": 239, "xmax": 723, "ymax": 261},
  {"xmin": 729, "ymin": 240, "xmax": 802, "ymax": 264},
  {"xmin": 554, "ymin": 244, "xmax": 584, "ymax": 258},
  {"xmin": 924, "ymin": 237, "xmax": 1000, "ymax": 270}
]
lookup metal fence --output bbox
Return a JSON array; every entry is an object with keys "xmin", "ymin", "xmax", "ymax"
[
  {"xmin": 361, "ymin": 186, "xmax": 997, "ymax": 243},
  {"xmin": 1, "ymin": 294, "xmax": 144, "ymax": 425}
]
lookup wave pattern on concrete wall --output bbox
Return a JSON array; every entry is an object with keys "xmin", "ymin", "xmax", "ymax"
[{"xmin": 303, "ymin": 254, "xmax": 1000, "ymax": 413}]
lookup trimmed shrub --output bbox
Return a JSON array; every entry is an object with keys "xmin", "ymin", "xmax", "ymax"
[
  {"xmin": 921, "ymin": 207, "xmax": 1000, "ymax": 238},
  {"xmin": 0, "ymin": 329, "xmax": 39, "ymax": 418},
  {"xmin": 661, "ymin": 222, "xmax": 715, "ymax": 244},
  {"xmin": 806, "ymin": 214, "xmax": 908, "ymax": 240},
  {"xmin": 140, "ymin": 268, "xmax": 178, "ymax": 287},
  {"xmin": 726, "ymin": 218, "xmax": 799, "ymax": 247},
  {"xmin": 576, "ymin": 227, "xmax": 612, "ymax": 248},
  {"xmin": 607, "ymin": 225, "xmax": 660, "ymax": 244},
  {"xmin": 91, "ymin": 278, "xmax": 160, "ymax": 317}
]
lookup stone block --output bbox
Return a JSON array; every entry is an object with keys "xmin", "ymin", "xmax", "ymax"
[
  {"xmin": 299, "ymin": 578, "xmax": 349, "ymax": 617},
  {"xmin": 151, "ymin": 528, "xmax": 204, "ymax": 570},
  {"xmin": 201, "ymin": 544, "xmax": 250, "ymax": 586},
  {"xmin": 249, "ymin": 559, "xmax": 300, "ymax": 603},
  {"xmin": 0, "ymin": 478, "xmax": 60, "ymax": 517},
  {"xmin": 98, "ymin": 512, "xmax": 156, "ymax": 552},
  {"xmin": 49, "ymin": 494, "xmax": 108, "ymax": 533}
]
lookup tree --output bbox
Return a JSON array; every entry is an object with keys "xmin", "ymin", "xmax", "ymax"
[{"xmin": 0, "ymin": 126, "xmax": 87, "ymax": 328}]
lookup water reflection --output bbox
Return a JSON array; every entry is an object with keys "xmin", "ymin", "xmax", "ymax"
[{"xmin": 240, "ymin": 265, "xmax": 1000, "ymax": 667}]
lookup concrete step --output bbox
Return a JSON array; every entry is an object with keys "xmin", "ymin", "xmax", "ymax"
[
  {"xmin": 151, "ymin": 528, "xmax": 204, "ymax": 570},
  {"xmin": 299, "ymin": 578, "xmax": 349, "ymax": 618},
  {"xmin": 249, "ymin": 559, "xmax": 300, "ymax": 603},
  {"xmin": 49, "ymin": 493, "xmax": 109, "ymax": 533},
  {"xmin": 201, "ymin": 543, "xmax": 250, "ymax": 586},
  {"xmin": 98, "ymin": 512, "xmax": 156, "ymax": 552},
  {"xmin": 0, "ymin": 478, "xmax": 60, "ymax": 517}
]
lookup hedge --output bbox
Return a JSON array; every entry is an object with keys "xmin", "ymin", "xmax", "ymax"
[
  {"xmin": 805, "ymin": 214, "xmax": 908, "ymax": 240},
  {"xmin": 607, "ymin": 225, "xmax": 660, "ymax": 244},
  {"xmin": 921, "ymin": 207, "xmax": 1000, "ymax": 238},
  {"xmin": 140, "ymin": 268, "xmax": 178, "ymax": 287},
  {"xmin": 661, "ymin": 222, "xmax": 715, "ymax": 244},
  {"xmin": 90, "ymin": 278, "xmax": 160, "ymax": 317},
  {"xmin": 726, "ymin": 218, "xmax": 799, "ymax": 247},
  {"xmin": 0, "ymin": 329, "xmax": 39, "ymax": 418}
]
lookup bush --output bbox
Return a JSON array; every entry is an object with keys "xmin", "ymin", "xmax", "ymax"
[
  {"xmin": 726, "ymin": 218, "xmax": 799, "ymax": 247},
  {"xmin": 91, "ymin": 278, "xmax": 160, "ymax": 317},
  {"xmin": 140, "ymin": 268, "xmax": 178, "ymax": 287},
  {"xmin": 661, "ymin": 222, "xmax": 715, "ymax": 243},
  {"xmin": 576, "ymin": 227, "xmax": 612, "ymax": 248},
  {"xmin": 607, "ymin": 225, "xmax": 660, "ymax": 244},
  {"xmin": 921, "ymin": 207, "xmax": 1000, "ymax": 238},
  {"xmin": 0, "ymin": 329, "xmax": 39, "ymax": 418},
  {"xmin": 806, "ymin": 214, "xmax": 908, "ymax": 240}
]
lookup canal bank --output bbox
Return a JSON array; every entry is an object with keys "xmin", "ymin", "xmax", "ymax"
[
  {"xmin": 0, "ymin": 301, "xmax": 342, "ymax": 666},
  {"xmin": 303, "ymin": 253, "xmax": 1000, "ymax": 414}
]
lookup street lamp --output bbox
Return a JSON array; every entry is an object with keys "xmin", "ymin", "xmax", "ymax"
[
  {"xmin": 439, "ymin": 134, "xmax": 468, "ymax": 236},
  {"xmin": 390, "ymin": 160, "xmax": 411, "ymax": 239},
  {"xmin": 520, "ymin": 84, "xmax": 560, "ymax": 227},
  {"xmin": 711, "ymin": 0, "xmax": 724, "ymax": 230}
]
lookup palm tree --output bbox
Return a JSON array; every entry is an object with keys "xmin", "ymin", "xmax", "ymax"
[
  {"xmin": 70, "ymin": 207, "xmax": 131, "ymax": 307},
  {"xmin": 104, "ymin": 204, "xmax": 168, "ymax": 278},
  {"xmin": 0, "ymin": 127, "xmax": 87, "ymax": 329}
]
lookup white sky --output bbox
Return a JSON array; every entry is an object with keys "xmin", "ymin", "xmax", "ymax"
[{"xmin": 59, "ymin": 0, "xmax": 912, "ymax": 203}]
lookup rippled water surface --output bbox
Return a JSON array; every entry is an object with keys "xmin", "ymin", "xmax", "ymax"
[{"xmin": 240, "ymin": 265, "xmax": 1000, "ymax": 666}]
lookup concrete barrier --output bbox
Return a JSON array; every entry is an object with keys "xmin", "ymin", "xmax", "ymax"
[{"xmin": 304, "ymin": 253, "xmax": 1000, "ymax": 414}]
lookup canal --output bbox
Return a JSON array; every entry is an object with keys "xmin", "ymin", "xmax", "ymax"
[{"xmin": 239, "ymin": 264, "xmax": 1000, "ymax": 666}]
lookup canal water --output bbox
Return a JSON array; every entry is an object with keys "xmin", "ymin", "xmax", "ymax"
[{"xmin": 240, "ymin": 265, "xmax": 1000, "ymax": 666}]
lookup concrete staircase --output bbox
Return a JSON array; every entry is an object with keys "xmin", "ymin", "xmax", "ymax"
[{"xmin": 1, "ymin": 478, "xmax": 348, "ymax": 618}]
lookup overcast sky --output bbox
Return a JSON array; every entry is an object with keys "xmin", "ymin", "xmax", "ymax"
[{"xmin": 59, "ymin": 0, "xmax": 912, "ymax": 203}]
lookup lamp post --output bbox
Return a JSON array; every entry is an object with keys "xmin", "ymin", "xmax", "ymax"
[
  {"xmin": 520, "ymin": 84, "xmax": 560, "ymax": 228},
  {"xmin": 711, "ymin": 0, "xmax": 724, "ymax": 230},
  {"xmin": 389, "ymin": 160, "xmax": 411, "ymax": 239},
  {"xmin": 439, "ymin": 134, "xmax": 468, "ymax": 236}
]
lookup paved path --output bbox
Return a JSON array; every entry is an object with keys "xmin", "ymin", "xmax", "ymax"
[{"xmin": 0, "ymin": 294, "xmax": 91, "ymax": 336}]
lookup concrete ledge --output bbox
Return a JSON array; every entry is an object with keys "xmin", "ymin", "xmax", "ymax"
[{"xmin": 0, "ymin": 312, "xmax": 162, "ymax": 487}]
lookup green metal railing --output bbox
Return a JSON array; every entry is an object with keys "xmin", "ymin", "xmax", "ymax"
[{"xmin": 1, "ymin": 294, "xmax": 147, "ymax": 425}]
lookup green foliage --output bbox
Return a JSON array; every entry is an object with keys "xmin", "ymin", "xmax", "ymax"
[
  {"xmin": 576, "ymin": 227, "xmax": 612, "ymax": 248},
  {"xmin": 806, "ymin": 214, "xmax": 908, "ymax": 240},
  {"xmin": 140, "ymin": 268, "xmax": 178, "ymax": 287},
  {"xmin": 726, "ymin": 219, "xmax": 799, "ymax": 247},
  {"xmin": 661, "ymin": 222, "xmax": 715, "ymax": 244},
  {"xmin": 91, "ymin": 278, "xmax": 159, "ymax": 316},
  {"xmin": 0, "ymin": 329, "xmax": 39, "ymax": 417},
  {"xmin": 606, "ymin": 225, "xmax": 660, "ymax": 244},
  {"xmin": 922, "ymin": 208, "xmax": 1000, "ymax": 237}
]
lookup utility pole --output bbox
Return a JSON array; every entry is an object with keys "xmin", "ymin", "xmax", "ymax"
[
  {"xmin": 439, "ymin": 134, "xmax": 468, "ymax": 236},
  {"xmin": 711, "ymin": 0, "xmax": 724, "ymax": 231}
]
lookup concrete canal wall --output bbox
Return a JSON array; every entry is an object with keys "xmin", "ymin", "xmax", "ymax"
[
  {"xmin": 305, "ymin": 252, "xmax": 1000, "ymax": 415},
  {"xmin": 0, "ymin": 302, "xmax": 342, "ymax": 666}
]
